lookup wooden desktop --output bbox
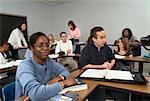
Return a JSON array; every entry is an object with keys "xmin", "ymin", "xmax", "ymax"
[{"xmin": 71, "ymin": 69, "xmax": 150, "ymax": 101}]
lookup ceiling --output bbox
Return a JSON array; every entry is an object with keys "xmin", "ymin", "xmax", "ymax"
[{"xmin": 38, "ymin": 0, "xmax": 75, "ymax": 5}]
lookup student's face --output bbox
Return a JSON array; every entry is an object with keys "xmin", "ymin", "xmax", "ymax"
[
  {"xmin": 123, "ymin": 30, "xmax": 129, "ymax": 37},
  {"xmin": 21, "ymin": 23, "xmax": 26, "ymax": 31},
  {"xmin": 92, "ymin": 31, "xmax": 106, "ymax": 48},
  {"xmin": 118, "ymin": 39, "xmax": 124, "ymax": 48},
  {"xmin": 68, "ymin": 24, "xmax": 73, "ymax": 29},
  {"xmin": 60, "ymin": 33, "xmax": 67, "ymax": 42},
  {"xmin": 3, "ymin": 44, "xmax": 9, "ymax": 51},
  {"xmin": 31, "ymin": 36, "xmax": 50, "ymax": 61}
]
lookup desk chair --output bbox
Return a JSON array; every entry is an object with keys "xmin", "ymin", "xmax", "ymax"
[{"xmin": 2, "ymin": 82, "xmax": 15, "ymax": 101}]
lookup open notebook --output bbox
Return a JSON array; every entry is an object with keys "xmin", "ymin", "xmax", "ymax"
[{"xmin": 80, "ymin": 69, "xmax": 134, "ymax": 81}]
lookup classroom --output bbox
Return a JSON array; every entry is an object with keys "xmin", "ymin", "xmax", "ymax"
[{"xmin": 0, "ymin": 0, "xmax": 150, "ymax": 100}]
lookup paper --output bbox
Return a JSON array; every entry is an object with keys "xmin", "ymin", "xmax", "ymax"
[
  {"xmin": 48, "ymin": 54, "xmax": 59, "ymax": 59},
  {"xmin": 0, "ymin": 60, "xmax": 23, "ymax": 69},
  {"xmin": 59, "ymin": 84, "xmax": 87, "ymax": 94},
  {"xmin": 114, "ymin": 54, "xmax": 125, "ymax": 59},
  {"xmin": 80, "ymin": 69, "xmax": 108, "ymax": 78},
  {"xmin": 80, "ymin": 69, "xmax": 134, "ymax": 81},
  {"xmin": 105, "ymin": 70, "xmax": 134, "ymax": 80}
]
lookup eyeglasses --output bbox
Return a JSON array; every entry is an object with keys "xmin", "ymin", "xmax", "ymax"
[{"xmin": 34, "ymin": 44, "xmax": 50, "ymax": 49}]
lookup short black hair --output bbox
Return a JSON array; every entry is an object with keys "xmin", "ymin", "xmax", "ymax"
[
  {"xmin": 122, "ymin": 28, "xmax": 133, "ymax": 39},
  {"xmin": 90, "ymin": 26, "xmax": 104, "ymax": 39},
  {"xmin": 29, "ymin": 32, "xmax": 49, "ymax": 48},
  {"xmin": 60, "ymin": 32, "xmax": 67, "ymax": 37},
  {"xmin": 87, "ymin": 26, "xmax": 104, "ymax": 44}
]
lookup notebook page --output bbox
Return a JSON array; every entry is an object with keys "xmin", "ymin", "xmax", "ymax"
[
  {"xmin": 105, "ymin": 70, "xmax": 134, "ymax": 80},
  {"xmin": 80, "ymin": 69, "xmax": 108, "ymax": 78}
]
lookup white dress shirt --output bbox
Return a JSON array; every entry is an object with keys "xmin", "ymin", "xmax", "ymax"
[{"xmin": 8, "ymin": 28, "xmax": 28, "ymax": 49}]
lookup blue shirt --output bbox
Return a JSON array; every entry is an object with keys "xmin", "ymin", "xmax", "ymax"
[
  {"xmin": 15, "ymin": 57, "xmax": 70, "ymax": 101},
  {"xmin": 24, "ymin": 48, "xmax": 32, "ymax": 59}
]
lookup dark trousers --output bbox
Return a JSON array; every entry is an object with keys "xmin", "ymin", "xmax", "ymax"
[{"xmin": 70, "ymin": 39, "xmax": 81, "ymax": 54}]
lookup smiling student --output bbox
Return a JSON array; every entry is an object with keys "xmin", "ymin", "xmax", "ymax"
[{"xmin": 15, "ymin": 32, "xmax": 76, "ymax": 101}]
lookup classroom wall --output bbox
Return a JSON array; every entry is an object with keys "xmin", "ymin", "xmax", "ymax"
[
  {"xmin": 52, "ymin": 0, "xmax": 150, "ymax": 43},
  {"xmin": 0, "ymin": 0, "xmax": 54, "ymax": 39},
  {"xmin": 0, "ymin": 0, "xmax": 149, "ymax": 43}
]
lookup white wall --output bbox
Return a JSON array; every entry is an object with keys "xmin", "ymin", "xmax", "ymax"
[
  {"xmin": 52, "ymin": 0, "xmax": 150, "ymax": 43},
  {"xmin": 0, "ymin": 0, "xmax": 149, "ymax": 43},
  {"xmin": 0, "ymin": 0, "xmax": 54, "ymax": 39}
]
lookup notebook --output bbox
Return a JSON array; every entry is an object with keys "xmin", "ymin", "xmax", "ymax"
[{"xmin": 79, "ymin": 69, "xmax": 148, "ymax": 84}]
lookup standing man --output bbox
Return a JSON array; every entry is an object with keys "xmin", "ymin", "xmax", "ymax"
[
  {"xmin": 79, "ymin": 26, "xmax": 129, "ymax": 101},
  {"xmin": 15, "ymin": 32, "xmax": 76, "ymax": 101}
]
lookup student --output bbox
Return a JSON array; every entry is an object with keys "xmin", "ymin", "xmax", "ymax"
[
  {"xmin": 79, "ymin": 27, "xmax": 115, "ymax": 70},
  {"xmin": 0, "ymin": 41, "xmax": 10, "ymax": 64},
  {"xmin": 114, "ymin": 37, "xmax": 133, "ymax": 71},
  {"xmin": 47, "ymin": 34, "xmax": 57, "ymax": 54},
  {"xmin": 48, "ymin": 33, "xmax": 57, "ymax": 48},
  {"xmin": 8, "ymin": 22, "xmax": 28, "ymax": 59},
  {"xmin": 15, "ymin": 32, "xmax": 76, "ymax": 101},
  {"xmin": 79, "ymin": 26, "xmax": 129, "ymax": 101},
  {"xmin": 68, "ymin": 20, "xmax": 81, "ymax": 54},
  {"xmin": 55, "ymin": 32, "xmax": 78, "ymax": 72},
  {"xmin": 122, "ymin": 28, "xmax": 141, "ymax": 56}
]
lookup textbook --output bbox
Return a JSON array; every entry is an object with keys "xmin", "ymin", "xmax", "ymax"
[
  {"xmin": 59, "ymin": 78, "xmax": 87, "ymax": 94},
  {"xmin": 80, "ymin": 69, "xmax": 134, "ymax": 81}
]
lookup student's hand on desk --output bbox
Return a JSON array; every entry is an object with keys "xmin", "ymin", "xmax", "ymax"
[
  {"xmin": 62, "ymin": 77, "xmax": 77, "ymax": 87},
  {"xmin": 48, "ymin": 76, "xmax": 64, "ymax": 84},
  {"xmin": 82, "ymin": 64, "xmax": 93, "ymax": 69},
  {"xmin": 102, "ymin": 62, "xmax": 112, "ymax": 69}
]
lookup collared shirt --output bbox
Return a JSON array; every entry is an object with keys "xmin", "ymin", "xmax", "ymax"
[
  {"xmin": 15, "ymin": 57, "xmax": 70, "ymax": 101},
  {"xmin": 79, "ymin": 43, "xmax": 115, "ymax": 69}
]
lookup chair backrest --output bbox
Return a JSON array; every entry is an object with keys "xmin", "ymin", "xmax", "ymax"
[{"xmin": 2, "ymin": 82, "xmax": 15, "ymax": 101}]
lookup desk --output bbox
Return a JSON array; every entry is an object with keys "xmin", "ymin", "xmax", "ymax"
[
  {"xmin": 71, "ymin": 69, "xmax": 150, "ymax": 101},
  {"xmin": 121, "ymin": 56, "xmax": 150, "ymax": 75},
  {"xmin": 0, "ymin": 66, "xmax": 16, "ymax": 74},
  {"xmin": 18, "ymin": 69, "xmax": 150, "ymax": 101}
]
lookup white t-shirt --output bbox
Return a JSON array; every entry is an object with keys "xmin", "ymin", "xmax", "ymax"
[{"xmin": 55, "ymin": 40, "xmax": 73, "ymax": 54}]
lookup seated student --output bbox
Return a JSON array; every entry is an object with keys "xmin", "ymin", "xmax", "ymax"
[
  {"xmin": 0, "ymin": 41, "xmax": 10, "ymax": 64},
  {"xmin": 15, "ymin": 32, "xmax": 77, "ymax": 101},
  {"xmin": 55, "ymin": 32, "xmax": 78, "ymax": 72},
  {"xmin": 114, "ymin": 37, "xmax": 133, "ymax": 71},
  {"xmin": 79, "ymin": 26, "xmax": 129, "ymax": 101},
  {"xmin": 48, "ymin": 34, "xmax": 57, "ymax": 54},
  {"xmin": 122, "ymin": 28, "xmax": 141, "ymax": 56}
]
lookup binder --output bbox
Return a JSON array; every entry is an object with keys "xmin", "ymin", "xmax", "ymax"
[{"xmin": 79, "ymin": 69, "xmax": 148, "ymax": 85}]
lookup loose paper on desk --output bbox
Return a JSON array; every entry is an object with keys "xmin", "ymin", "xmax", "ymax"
[
  {"xmin": 80, "ymin": 69, "xmax": 108, "ymax": 78},
  {"xmin": 80, "ymin": 69, "xmax": 134, "ymax": 81},
  {"xmin": 0, "ymin": 60, "xmax": 23, "ymax": 69}
]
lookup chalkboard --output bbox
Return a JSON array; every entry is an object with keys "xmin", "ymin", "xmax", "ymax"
[{"xmin": 0, "ymin": 13, "xmax": 28, "ymax": 44}]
